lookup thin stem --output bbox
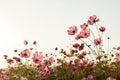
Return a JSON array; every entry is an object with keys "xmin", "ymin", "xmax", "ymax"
[
  {"xmin": 107, "ymin": 37, "xmax": 110, "ymax": 54},
  {"xmin": 88, "ymin": 38, "xmax": 99, "ymax": 56},
  {"xmin": 80, "ymin": 38, "xmax": 97, "ymax": 55},
  {"xmin": 87, "ymin": 26, "xmax": 95, "ymax": 39},
  {"xmin": 95, "ymin": 23, "xmax": 100, "ymax": 37}
]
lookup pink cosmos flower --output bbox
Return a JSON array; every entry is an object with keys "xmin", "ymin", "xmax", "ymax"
[
  {"xmin": 88, "ymin": 15, "xmax": 99, "ymax": 25},
  {"xmin": 73, "ymin": 43, "xmax": 80, "ymax": 49},
  {"xmin": 67, "ymin": 25, "xmax": 78, "ymax": 35},
  {"xmin": 3, "ymin": 55, "xmax": 8, "ymax": 59},
  {"xmin": 6, "ymin": 59, "xmax": 14, "ymax": 64},
  {"xmin": 80, "ymin": 29, "xmax": 90, "ymax": 38},
  {"xmin": 115, "ymin": 52, "xmax": 120, "ymax": 57},
  {"xmin": 94, "ymin": 38, "xmax": 102, "ymax": 45},
  {"xmin": 20, "ymin": 49, "xmax": 30, "ymax": 58},
  {"xmin": 32, "ymin": 51, "xmax": 43, "ymax": 64},
  {"xmin": 13, "ymin": 57, "xmax": 21, "ymax": 62},
  {"xmin": 80, "ymin": 23, "xmax": 88, "ymax": 30},
  {"xmin": 24, "ymin": 40, "xmax": 28, "ymax": 45},
  {"xmin": 79, "ymin": 43, "xmax": 84, "ymax": 50},
  {"xmin": 99, "ymin": 26, "xmax": 106, "ymax": 32},
  {"xmin": 33, "ymin": 41, "xmax": 37, "ymax": 45}
]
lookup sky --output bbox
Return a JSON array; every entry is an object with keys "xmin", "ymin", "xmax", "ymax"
[{"xmin": 0, "ymin": 0, "xmax": 120, "ymax": 68}]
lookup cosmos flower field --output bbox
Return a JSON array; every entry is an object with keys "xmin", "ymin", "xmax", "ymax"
[{"xmin": 0, "ymin": 15, "xmax": 120, "ymax": 80}]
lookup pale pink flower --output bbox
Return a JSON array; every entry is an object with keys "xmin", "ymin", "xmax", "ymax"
[
  {"xmin": 80, "ymin": 23, "xmax": 88, "ymax": 30},
  {"xmin": 99, "ymin": 26, "xmax": 106, "ymax": 32},
  {"xmin": 88, "ymin": 15, "xmax": 99, "ymax": 25},
  {"xmin": 20, "ymin": 49, "xmax": 30, "ymax": 58},
  {"xmin": 24, "ymin": 40, "xmax": 28, "ymax": 45},
  {"xmin": 80, "ymin": 29, "xmax": 90, "ymax": 38},
  {"xmin": 32, "ymin": 51, "xmax": 43, "ymax": 64},
  {"xmin": 67, "ymin": 25, "xmax": 78, "ymax": 35},
  {"xmin": 94, "ymin": 38, "xmax": 102, "ymax": 45}
]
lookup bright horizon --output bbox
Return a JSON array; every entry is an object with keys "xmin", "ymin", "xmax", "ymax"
[{"xmin": 0, "ymin": 0, "xmax": 120, "ymax": 68}]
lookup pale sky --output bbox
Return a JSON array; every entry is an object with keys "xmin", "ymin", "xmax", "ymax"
[{"xmin": 0, "ymin": 0, "xmax": 120, "ymax": 68}]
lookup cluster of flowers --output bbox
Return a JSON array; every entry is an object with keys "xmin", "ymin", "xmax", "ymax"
[
  {"xmin": 0, "ymin": 15, "xmax": 120, "ymax": 80},
  {"xmin": 1, "ymin": 40, "xmax": 55, "ymax": 80}
]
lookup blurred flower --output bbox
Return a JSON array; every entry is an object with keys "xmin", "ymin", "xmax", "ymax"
[
  {"xmin": 116, "ymin": 76, "xmax": 120, "ymax": 80},
  {"xmin": 117, "ymin": 46, "xmax": 120, "ymax": 50},
  {"xmin": 3, "ymin": 55, "xmax": 8, "ymax": 59},
  {"xmin": 73, "ymin": 43, "xmax": 80, "ymax": 49},
  {"xmin": 14, "ymin": 49, "xmax": 18, "ymax": 52},
  {"xmin": 13, "ymin": 57, "xmax": 21, "ymax": 62},
  {"xmin": 20, "ymin": 77, "xmax": 28, "ymax": 80},
  {"xmin": 106, "ymin": 77, "xmax": 116, "ymax": 80},
  {"xmin": 24, "ymin": 40, "xmax": 28, "ymax": 45},
  {"xmin": 20, "ymin": 49, "xmax": 30, "ymax": 58},
  {"xmin": 81, "ymin": 77, "xmax": 87, "ymax": 80},
  {"xmin": 88, "ymin": 75, "xmax": 94, "ymax": 80},
  {"xmin": 99, "ymin": 26, "xmax": 106, "ymax": 32},
  {"xmin": 72, "ymin": 66, "xmax": 77, "ymax": 72},
  {"xmin": 6, "ymin": 59, "xmax": 14, "ymax": 64},
  {"xmin": 33, "ymin": 41, "xmax": 37, "ymax": 45},
  {"xmin": 94, "ymin": 38, "xmax": 102, "ymax": 45},
  {"xmin": 79, "ymin": 43, "xmax": 84, "ymax": 50},
  {"xmin": 32, "ymin": 51, "xmax": 43, "ymax": 64}
]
